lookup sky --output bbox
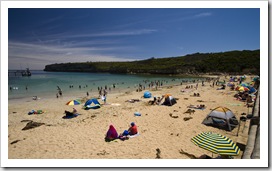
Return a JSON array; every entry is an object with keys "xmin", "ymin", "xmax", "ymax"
[{"xmin": 8, "ymin": 8, "xmax": 260, "ymax": 70}]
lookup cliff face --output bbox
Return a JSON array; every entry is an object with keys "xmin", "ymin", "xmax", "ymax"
[{"xmin": 44, "ymin": 50, "xmax": 260, "ymax": 75}]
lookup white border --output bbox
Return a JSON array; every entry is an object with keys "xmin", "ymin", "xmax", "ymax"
[{"xmin": 1, "ymin": 0, "xmax": 268, "ymax": 168}]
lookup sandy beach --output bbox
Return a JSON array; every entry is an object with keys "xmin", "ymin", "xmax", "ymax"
[{"xmin": 8, "ymin": 76, "xmax": 253, "ymax": 159}]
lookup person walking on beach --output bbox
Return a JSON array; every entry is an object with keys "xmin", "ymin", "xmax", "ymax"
[
  {"xmin": 99, "ymin": 89, "xmax": 102, "ymax": 97},
  {"xmin": 59, "ymin": 90, "xmax": 62, "ymax": 96},
  {"xmin": 87, "ymin": 92, "xmax": 89, "ymax": 96},
  {"xmin": 103, "ymin": 89, "xmax": 108, "ymax": 96},
  {"xmin": 101, "ymin": 93, "xmax": 107, "ymax": 104}
]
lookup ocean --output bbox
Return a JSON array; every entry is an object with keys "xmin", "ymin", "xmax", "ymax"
[{"xmin": 8, "ymin": 70, "xmax": 203, "ymax": 100}]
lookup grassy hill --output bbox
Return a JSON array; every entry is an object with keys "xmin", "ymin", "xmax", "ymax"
[{"xmin": 44, "ymin": 49, "xmax": 260, "ymax": 75}]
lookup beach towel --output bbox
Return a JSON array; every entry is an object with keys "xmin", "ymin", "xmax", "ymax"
[{"xmin": 128, "ymin": 132, "xmax": 140, "ymax": 138}]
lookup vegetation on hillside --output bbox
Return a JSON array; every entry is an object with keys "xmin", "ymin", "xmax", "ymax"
[{"xmin": 44, "ymin": 49, "xmax": 260, "ymax": 75}]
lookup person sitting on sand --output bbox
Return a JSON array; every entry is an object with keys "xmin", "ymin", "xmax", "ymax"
[
  {"xmin": 72, "ymin": 108, "xmax": 77, "ymax": 114},
  {"xmin": 105, "ymin": 125, "xmax": 119, "ymax": 141},
  {"xmin": 246, "ymin": 95, "xmax": 253, "ymax": 103},
  {"xmin": 155, "ymin": 96, "xmax": 163, "ymax": 105},
  {"xmin": 230, "ymin": 84, "xmax": 235, "ymax": 90},
  {"xmin": 237, "ymin": 92, "xmax": 248, "ymax": 101},
  {"xmin": 148, "ymin": 97, "xmax": 157, "ymax": 105},
  {"xmin": 217, "ymin": 84, "xmax": 226, "ymax": 90},
  {"xmin": 128, "ymin": 122, "xmax": 138, "ymax": 135}
]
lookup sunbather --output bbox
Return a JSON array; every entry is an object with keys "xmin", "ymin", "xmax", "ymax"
[
  {"xmin": 187, "ymin": 104, "xmax": 205, "ymax": 109},
  {"xmin": 125, "ymin": 99, "xmax": 140, "ymax": 103}
]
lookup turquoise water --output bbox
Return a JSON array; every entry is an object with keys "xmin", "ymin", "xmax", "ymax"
[{"xmin": 8, "ymin": 71, "xmax": 202, "ymax": 100}]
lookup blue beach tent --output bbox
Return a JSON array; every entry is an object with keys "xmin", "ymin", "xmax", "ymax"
[
  {"xmin": 143, "ymin": 91, "xmax": 152, "ymax": 98},
  {"xmin": 84, "ymin": 98, "xmax": 101, "ymax": 109}
]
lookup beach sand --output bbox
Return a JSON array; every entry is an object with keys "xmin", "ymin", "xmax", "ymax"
[{"xmin": 8, "ymin": 76, "xmax": 252, "ymax": 159}]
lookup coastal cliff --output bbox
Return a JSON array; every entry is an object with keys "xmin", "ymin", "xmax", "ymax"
[{"xmin": 44, "ymin": 50, "xmax": 260, "ymax": 75}]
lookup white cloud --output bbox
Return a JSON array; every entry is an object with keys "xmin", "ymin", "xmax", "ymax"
[
  {"xmin": 62, "ymin": 29, "xmax": 157, "ymax": 39},
  {"xmin": 194, "ymin": 12, "xmax": 212, "ymax": 18},
  {"xmin": 8, "ymin": 41, "xmax": 138, "ymax": 69}
]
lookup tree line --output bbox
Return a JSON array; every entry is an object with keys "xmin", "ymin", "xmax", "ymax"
[{"xmin": 44, "ymin": 49, "xmax": 260, "ymax": 75}]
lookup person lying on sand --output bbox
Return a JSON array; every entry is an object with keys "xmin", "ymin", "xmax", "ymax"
[
  {"xmin": 187, "ymin": 104, "xmax": 205, "ymax": 109},
  {"xmin": 125, "ymin": 99, "xmax": 141, "ymax": 103},
  {"xmin": 216, "ymin": 84, "xmax": 226, "ymax": 90},
  {"xmin": 198, "ymin": 154, "xmax": 232, "ymax": 159},
  {"xmin": 190, "ymin": 93, "xmax": 200, "ymax": 97}
]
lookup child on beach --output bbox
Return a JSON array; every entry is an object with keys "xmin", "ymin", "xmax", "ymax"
[{"xmin": 101, "ymin": 94, "xmax": 107, "ymax": 104}]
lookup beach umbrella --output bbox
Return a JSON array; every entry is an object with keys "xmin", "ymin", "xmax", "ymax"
[
  {"xmin": 191, "ymin": 132, "xmax": 240, "ymax": 156},
  {"xmin": 238, "ymin": 87, "xmax": 249, "ymax": 92},
  {"xmin": 66, "ymin": 100, "xmax": 81, "ymax": 105},
  {"xmin": 239, "ymin": 82, "xmax": 250, "ymax": 88}
]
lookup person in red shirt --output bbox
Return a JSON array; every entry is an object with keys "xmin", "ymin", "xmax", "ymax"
[{"xmin": 128, "ymin": 122, "xmax": 138, "ymax": 135}]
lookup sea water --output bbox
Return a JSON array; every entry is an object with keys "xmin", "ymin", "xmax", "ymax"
[{"xmin": 8, "ymin": 70, "xmax": 202, "ymax": 100}]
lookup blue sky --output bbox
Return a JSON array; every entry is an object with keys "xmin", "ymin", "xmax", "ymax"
[{"xmin": 8, "ymin": 8, "xmax": 260, "ymax": 70}]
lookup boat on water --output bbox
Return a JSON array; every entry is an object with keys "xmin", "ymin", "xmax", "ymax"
[{"xmin": 22, "ymin": 68, "xmax": 31, "ymax": 76}]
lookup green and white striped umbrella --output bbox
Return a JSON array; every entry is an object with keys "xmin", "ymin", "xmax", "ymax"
[{"xmin": 191, "ymin": 132, "xmax": 240, "ymax": 156}]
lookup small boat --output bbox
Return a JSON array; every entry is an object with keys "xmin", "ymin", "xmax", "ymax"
[{"xmin": 22, "ymin": 68, "xmax": 31, "ymax": 76}]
